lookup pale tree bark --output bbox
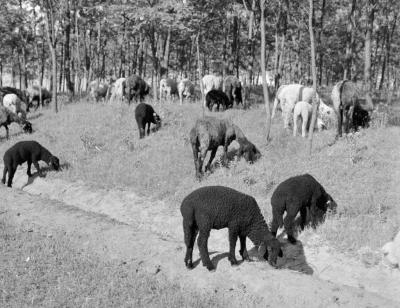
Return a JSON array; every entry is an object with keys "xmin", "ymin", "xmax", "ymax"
[
  {"xmin": 307, "ymin": 0, "xmax": 319, "ymax": 155},
  {"xmin": 344, "ymin": 0, "xmax": 357, "ymax": 80},
  {"xmin": 260, "ymin": 0, "xmax": 272, "ymax": 141},
  {"xmin": 364, "ymin": 0, "xmax": 377, "ymax": 92},
  {"xmin": 43, "ymin": 0, "xmax": 58, "ymax": 113}
]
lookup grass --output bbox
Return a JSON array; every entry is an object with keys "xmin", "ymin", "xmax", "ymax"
[
  {"xmin": 0, "ymin": 97, "xmax": 399, "ymax": 255},
  {"xmin": 0, "ymin": 219, "xmax": 262, "ymax": 307}
]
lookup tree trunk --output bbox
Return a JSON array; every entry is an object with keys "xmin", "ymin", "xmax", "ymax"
[
  {"xmin": 260, "ymin": 0, "xmax": 272, "ymax": 141},
  {"xmin": 317, "ymin": 0, "xmax": 326, "ymax": 85},
  {"xmin": 44, "ymin": 7, "xmax": 58, "ymax": 113},
  {"xmin": 64, "ymin": 0, "xmax": 74, "ymax": 94},
  {"xmin": 307, "ymin": 0, "xmax": 319, "ymax": 155},
  {"xmin": 344, "ymin": 0, "xmax": 357, "ymax": 80},
  {"xmin": 364, "ymin": 0, "xmax": 377, "ymax": 95}
]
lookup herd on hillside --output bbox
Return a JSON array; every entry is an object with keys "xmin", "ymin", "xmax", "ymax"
[{"xmin": 0, "ymin": 73, "xmax": 398, "ymax": 272}]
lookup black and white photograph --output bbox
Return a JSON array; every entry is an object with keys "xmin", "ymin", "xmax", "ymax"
[{"xmin": 0, "ymin": 0, "xmax": 399, "ymax": 307}]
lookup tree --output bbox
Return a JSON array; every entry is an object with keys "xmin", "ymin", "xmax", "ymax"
[
  {"xmin": 260, "ymin": 0, "xmax": 272, "ymax": 141},
  {"xmin": 307, "ymin": 0, "xmax": 319, "ymax": 155}
]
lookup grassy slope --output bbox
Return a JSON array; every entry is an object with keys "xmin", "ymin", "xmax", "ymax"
[
  {"xmin": 0, "ymin": 219, "xmax": 255, "ymax": 307},
  {"xmin": 0, "ymin": 98, "xmax": 399, "ymax": 253}
]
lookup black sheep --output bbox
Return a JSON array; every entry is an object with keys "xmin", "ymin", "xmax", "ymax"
[
  {"xmin": 270, "ymin": 174, "xmax": 337, "ymax": 244},
  {"xmin": 189, "ymin": 117, "xmax": 261, "ymax": 179},
  {"xmin": 0, "ymin": 106, "xmax": 32, "ymax": 139},
  {"xmin": 124, "ymin": 75, "xmax": 150, "ymax": 104},
  {"xmin": 181, "ymin": 186, "xmax": 283, "ymax": 271},
  {"xmin": 134, "ymin": 103, "xmax": 161, "ymax": 139},
  {"xmin": 27, "ymin": 86, "xmax": 52, "ymax": 111},
  {"xmin": 223, "ymin": 75, "xmax": 243, "ymax": 107},
  {"xmin": 205, "ymin": 89, "xmax": 231, "ymax": 111},
  {"xmin": 2, "ymin": 140, "xmax": 60, "ymax": 187}
]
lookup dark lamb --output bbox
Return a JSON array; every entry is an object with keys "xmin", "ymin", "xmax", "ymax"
[
  {"xmin": 224, "ymin": 75, "xmax": 243, "ymax": 107},
  {"xmin": 134, "ymin": 103, "xmax": 161, "ymax": 139},
  {"xmin": 270, "ymin": 174, "xmax": 337, "ymax": 244},
  {"xmin": 0, "ymin": 106, "xmax": 32, "ymax": 139},
  {"xmin": 181, "ymin": 186, "xmax": 283, "ymax": 271},
  {"xmin": 189, "ymin": 117, "xmax": 261, "ymax": 179},
  {"xmin": 205, "ymin": 89, "xmax": 231, "ymax": 111},
  {"xmin": 2, "ymin": 140, "xmax": 60, "ymax": 187}
]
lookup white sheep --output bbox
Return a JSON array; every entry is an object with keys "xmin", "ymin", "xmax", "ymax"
[
  {"xmin": 382, "ymin": 230, "xmax": 400, "ymax": 269},
  {"xmin": 109, "ymin": 77, "xmax": 126, "ymax": 102},
  {"xmin": 293, "ymin": 101, "xmax": 326, "ymax": 137},
  {"xmin": 2, "ymin": 94, "xmax": 26, "ymax": 119},
  {"xmin": 201, "ymin": 74, "xmax": 223, "ymax": 107}
]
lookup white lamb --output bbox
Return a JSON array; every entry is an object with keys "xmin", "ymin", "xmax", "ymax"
[
  {"xmin": 293, "ymin": 101, "xmax": 326, "ymax": 137},
  {"xmin": 382, "ymin": 230, "xmax": 400, "ymax": 269}
]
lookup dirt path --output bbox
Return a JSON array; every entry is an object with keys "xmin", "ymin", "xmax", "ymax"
[{"xmin": 1, "ymin": 169, "xmax": 399, "ymax": 306}]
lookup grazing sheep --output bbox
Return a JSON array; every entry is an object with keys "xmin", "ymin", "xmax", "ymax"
[
  {"xmin": 0, "ymin": 106, "xmax": 32, "ymax": 139},
  {"xmin": 181, "ymin": 186, "xmax": 283, "ymax": 271},
  {"xmin": 382, "ymin": 230, "xmax": 400, "ymax": 269},
  {"xmin": 271, "ymin": 174, "xmax": 337, "ymax": 244},
  {"xmin": 205, "ymin": 89, "xmax": 231, "ymax": 111},
  {"xmin": 201, "ymin": 74, "xmax": 223, "ymax": 107},
  {"xmin": 223, "ymin": 75, "xmax": 242, "ymax": 107},
  {"xmin": 2, "ymin": 140, "xmax": 59, "ymax": 187},
  {"xmin": 108, "ymin": 77, "xmax": 126, "ymax": 102},
  {"xmin": 271, "ymin": 84, "xmax": 321, "ymax": 129},
  {"xmin": 159, "ymin": 78, "xmax": 178, "ymax": 100},
  {"xmin": 293, "ymin": 101, "xmax": 327, "ymax": 137},
  {"xmin": 178, "ymin": 78, "xmax": 195, "ymax": 105},
  {"xmin": 125, "ymin": 75, "xmax": 150, "ymax": 104},
  {"xmin": 134, "ymin": 103, "xmax": 161, "ymax": 139},
  {"xmin": 2, "ymin": 94, "xmax": 27, "ymax": 120},
  {"xmin": 88, "ymin": 80, "xmax": 110, "ymax": 102},
  {"xmin": 0, "ymin": 87, "xmax": 29, "ymax": 109},
  {"xmin": 26, "ymin": 85, "xmax": 52, "ymax": 110},
  {"xmin": 331, "ymin": 80, "xmax": 374, "ymax": 138},
  {"xmin": 189, "ymin": 117, "xmax": 261, "ymax": 179}
]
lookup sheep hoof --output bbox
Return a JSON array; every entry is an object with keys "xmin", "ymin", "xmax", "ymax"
[
  {"xmin": 185, "ymin": 262, "xmax": 194, "ymax": 270},
  {"xmin": 288, "ymin": 236, "xmax": 297, "ymax": 244},
  {"xmin": 229, "ymin": 259, "xmax": 239, "ymax": 266}
]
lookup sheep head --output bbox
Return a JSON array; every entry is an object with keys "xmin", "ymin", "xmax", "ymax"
[
  {"xmin": 238, "ymin": 140, "xmax": 261, "ymax": 163},
  {"xmin": 264, "ymin": 237, "xmax": 283, "ymax": 267},
  {"xmin": 49, "ymin": 156, "xmax": 60, "ymax": 171}
]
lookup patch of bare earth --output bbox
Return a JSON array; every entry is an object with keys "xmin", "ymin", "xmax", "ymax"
[{"xmin": 1, "ymin": 169, "xmax": 399, "ymax": 307}]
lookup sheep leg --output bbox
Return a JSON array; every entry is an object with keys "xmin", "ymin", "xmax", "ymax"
[
  {"xmin": 239, "ymin": 235, "xmax": 251, "ymax": 261},
  {"xmin": 139, "ymin": 121, "xmax": 146, "ymax": 139},
  {"xmin": 192, "ymin": 147, "xmax": 202, "ymax": 179},
  {"xmin": 205, "ymin": 148, "xmax": 217, "ymax": 172},
  {"xmin": 33, "ymin": 160, "xmax": 42, "ymax": 177},
  {"xmin": 228, "ymin": 226, "xmax": 239, "ymax": 266},
  {"xmin": 348, "ymin": 105, "xmax": 355, "ymax": 132},
  {"xmin": 27, "ymin": 160, "xmax": 32, "ymax": 177},
  {"xmin": 2, "ymin": 165, "xmax": 8, "ymax": 185},
  {"xmin": 146, "ymin": 122, "xmax": 150, "ymax": 136},
  {"xmin": 5, "ymin": 125, "xmax": 9, "ymax": 140},
  {"xmin": 271, "ymin": 206, "xmax": 284, "ymax": 237},
  {"xmin": 197, "ymin": 230, "xmax": 214, "ymax": 271},
  {"xmin": 197, "ymin": 148, "xmax": 207, "ymax": 176},
  {"xmin": 300, "ymin": 207, "xmax": 307, "ymax": 230},
  {"xmin": 283, "ymin": 209, "xmax": 297, "ymax": 244},
  {"xmin": 183, "ymin": 221, "xmax": 198, "ymax": 269},
  {"xmin": 336, "ymin": 108, "xmax": 343, "ymax": 138},
  {"xmin": 293, "ymin": 113, "xmax": 298, "ymax": 137},
  {"xmin": 7, "ymin": 166, "xmax": 16, "ymax": 188}
]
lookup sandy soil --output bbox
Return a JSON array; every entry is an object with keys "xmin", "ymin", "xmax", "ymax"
[{"xmin": 1, "ymin": 166, "xmax": 399, "ymax": 307}]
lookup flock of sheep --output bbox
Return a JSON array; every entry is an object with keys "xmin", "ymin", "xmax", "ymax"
[{"xmin": 0, "ymin": 72, "xmax": 398, "ymax": 273}]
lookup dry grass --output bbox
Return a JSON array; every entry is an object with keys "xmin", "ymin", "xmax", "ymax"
[
  {"xmin": 0, "ymin": 219, "xmax": 261, "ymax": 307},
  {"xmin": 0, "ymin": 97, "xmax": 399, "ymax": 254}
]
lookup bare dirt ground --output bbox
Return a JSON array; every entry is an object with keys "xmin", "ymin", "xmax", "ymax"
[{"xmin": 1, "ymin": 166, "xmax": 399, "ymax": 307}]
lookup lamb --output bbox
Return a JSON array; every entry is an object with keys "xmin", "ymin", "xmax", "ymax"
[
  {"xmin": 201, "ymin": 74, "xmax": 223, "ymax": 107},
  {"xmin": 125, "ymin": 75, "xmax": 150, "ymax": 104},
  {"xmin": 0, "ymin": 106, "xmax": 32, "ymax": 139},
  {"xmin": 134, "ymin": 103, "xmax": 161, "ymax": 139},
  {"xmin": 382, "ymin": 230, "xmax": 400, "ymax": 269},
  {"xmin": 0, "ymin": 87, "xmax": 29, "ymax": 109},
  {"xmin": 293, "ymin": 101, "xmax": 326, "ymax": 137},
  {"xmin": 271, "ymin": 84, "xmax": 321, "ymax": 129},
  {"xmin": 2, "ymin": 140, "xmax": 60, "ymax": 187},
  {"xmin": 189, "ymin": 117, "xmax": 261, "ymax": 179},
  {"xmin": 205, "ymin": 89, "xmax": 231, "ymax": 111},
  {"xmin": 181, "ymin": 186, "xmax": 283, "ymax": 271},
  {"xmin": 108, "ymin": 77, "xmax": 126, "ymax": 102},
  {"xmin": 271, "ymin": 174, "xmax": 337, "ymax": 244},
  {"xmin": 159, "ymin": 78, "xmax": 178, "ymax": 100}
]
